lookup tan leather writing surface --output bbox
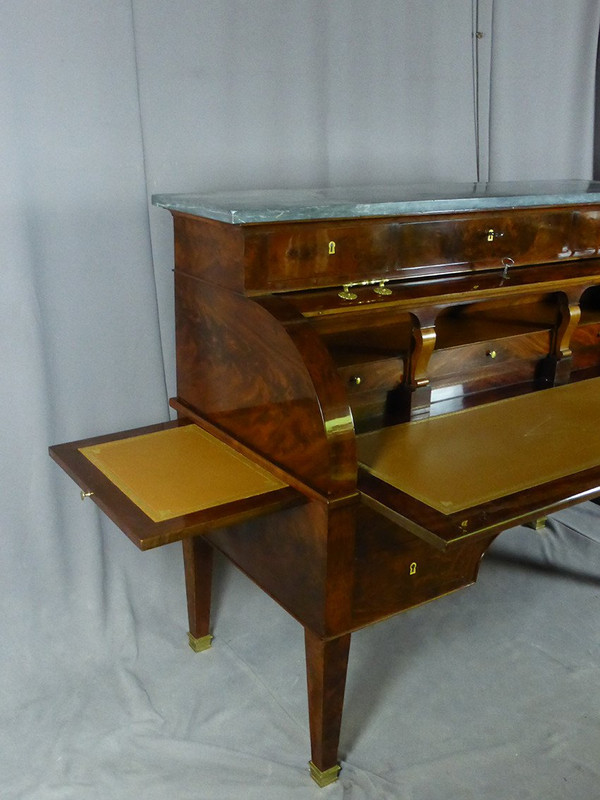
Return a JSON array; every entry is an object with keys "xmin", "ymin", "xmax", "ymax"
[
  {"xmin": 357, "ymin": 378, "xmax": 600, "ymax": 514},
  {"xmin": 79, "ymin": 424, "xmax": 287, "ymax": 522}
]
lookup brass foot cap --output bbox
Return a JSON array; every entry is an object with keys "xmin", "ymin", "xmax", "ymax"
[
  {"xmin": 527, "ymin": 517, "xmax": 547, "ymax": 531},
  {"xmin": 309, "ymin": 761, "xmax": 341, "ymax": 787},
  {"xmin": 188, "ymin": 633, "xmax": 213, "ymax": 653}
]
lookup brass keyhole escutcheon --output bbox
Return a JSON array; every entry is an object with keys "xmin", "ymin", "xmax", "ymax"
[
  {"xmin": 328, "ymin": 241, "xmax": 336, "ymax": 255},
  {"xmin": 487, "ymin": 229, "xmax": 495, "ymax": 242},
  {"xmin": 409, "ymin": 562, "xmax": 417, "ymax": 576}
]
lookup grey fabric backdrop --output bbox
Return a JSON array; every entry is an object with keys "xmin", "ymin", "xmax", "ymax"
[{"xmin": 2, "ymin": 2, "xmax": 600, "ymax": 798}]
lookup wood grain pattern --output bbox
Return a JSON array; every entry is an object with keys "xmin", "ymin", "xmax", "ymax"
[
  {"xmin": 175, "ymin": 274, "xmax": 356, "ymax": 496},
  {"xmin": 239, "ymin": 207, "xmax": 595, "ymax": 292}
]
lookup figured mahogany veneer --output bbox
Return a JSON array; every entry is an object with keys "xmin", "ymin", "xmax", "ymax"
[
  {"xmin": 174, "ymin": 206, "xmax": 600, "ymax": 293},
  {"xmin": 50, "ymin": 188, "xmax": 600, "ymax": 785}
]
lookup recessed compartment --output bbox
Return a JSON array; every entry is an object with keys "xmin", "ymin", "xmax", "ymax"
[
  {"xmin": 310, "ymin": 307, "xmax": 412, "ymax": 431},
  {"xmin": 427, "ymin": 296, "xmax": 556, "ymax": 408}
]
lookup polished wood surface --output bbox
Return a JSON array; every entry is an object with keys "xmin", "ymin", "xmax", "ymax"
[
  {"xmin": 176, "ymin": 205, "xmax": 600, "ymax": 292},
  {"xmin": 305, "ymin": 629, "xmax": 351, "ymax": 775},
  {"xmin": 50, "ymin": 195, "xmax": 600, "ymax": 783},
  {"xmin": 183, "ymin": 536, "xmax": 213, "ymax": 641},
  {"xmin": 175, "ymin": 273, "xmax": 356, "ymax": 496}
]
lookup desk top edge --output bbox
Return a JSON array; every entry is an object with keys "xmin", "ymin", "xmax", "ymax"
[{"xmin": 152, "ymin": 179, "xmax": 600, "ymax": 224}]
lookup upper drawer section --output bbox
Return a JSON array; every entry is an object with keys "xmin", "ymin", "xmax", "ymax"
[{"xmin": 172, "ymin": 206, "xmax": 600, "ymax": 294}]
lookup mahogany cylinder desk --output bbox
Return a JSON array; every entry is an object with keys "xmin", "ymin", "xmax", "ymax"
[{"xmin": 50, "ymin": 181, "xmax": 600, "ymax": 786}]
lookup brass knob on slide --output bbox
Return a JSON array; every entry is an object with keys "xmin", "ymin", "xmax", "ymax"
[
  {"xmin": 80, "ymin": 490, "xmax": 94, "ymax": 500},
  {"xmin": 338, "ymin": 285, "xmax": 358, "ymax": 301},
  {"xmin": 349, "ymin": 376, "xmax": 362, "ymax": 386},
  {"xmin": 373, "ymin": 281, "xmax": 392, "ymax": 296},
  {"xmin": 486, "ymin": 350, "xmax": 497, "ymax": 359}
]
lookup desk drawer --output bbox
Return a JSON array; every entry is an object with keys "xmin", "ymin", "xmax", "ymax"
[
  {"xmin": 428, "ymin": 329, "xmax": 551, "ymax": 393},
  {"xmin": 243, "ymin": 208, "xmax": 578, "ymax": 292},
  {"xmin": 572, "ymin": 210, "xmax": 600, "ymax": 255},
  {"xmin": 571, "ymin": 321, "xmax": 600, "ymax": 372},
  {"xmin": 337, "ymin": 358, "xmax": 404, "ymax": 395}
]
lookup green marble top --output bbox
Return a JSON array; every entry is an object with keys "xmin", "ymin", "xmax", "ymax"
[{"xmin": 152, "ymin": 180, "xmax": 600, "ymax": 225}]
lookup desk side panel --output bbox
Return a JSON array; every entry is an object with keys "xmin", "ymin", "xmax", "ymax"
[{"xmin": 174, "ymin": 274, "xmax": 356, "ymax": 496}]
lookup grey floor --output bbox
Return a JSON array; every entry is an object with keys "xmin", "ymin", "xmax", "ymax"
[{"xmin": 2, "ymin": 503, "xmax": 600, "ymax": 800}]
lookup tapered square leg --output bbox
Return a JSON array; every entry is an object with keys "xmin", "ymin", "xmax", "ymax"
[
  {"xmin": 182, "ymin": 537, "xmax": 214, "ymax": 651},
  {"xmin": 304, "ymin": 628, "xmax": 351, "ymax": 786}
]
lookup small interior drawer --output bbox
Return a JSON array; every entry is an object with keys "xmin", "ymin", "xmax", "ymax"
[
  {"xmin": 337, "ymin": 358, "xmax": 404, "ymax": 394},
  {"xmin": 428, "ymin": 330, "xmax": 551, "ymax": 385}
]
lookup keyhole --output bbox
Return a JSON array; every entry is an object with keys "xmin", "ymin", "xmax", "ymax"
[{"xmin": 409, "ymin": 562, "xmax": 417, "ymax": 576}]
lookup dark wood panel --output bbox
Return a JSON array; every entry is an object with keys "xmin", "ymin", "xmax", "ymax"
[
  {"xmin": 244, "ymin": 218, "xmax": 401, "ymax": 291},
  {"xmin": 428, "ymin": 329, "xmax": 551, "ymax": 397},
  {"xmin": 351, "ymin": 507, "xmax": 496, "ymax": 628},
  {"xmin": 173, "ymin": 214, "xmax": 246, "ymax": 292},
  {"xmin": 571, "ymin": 321, "xmax": 600, "ymax": 371},
  {"xmin": 207, "ymin": 499, "xmax": 357, "ymax": 638},
  {"xmin": 336, "ymin": 358, "xmax": 404, "ymax": 393},
  {"xmin": 241, "ymin": 207, "xmax": 589, "ymax": 292},
  {"xmin": 175, "ymin": 275, "xmax": 356, "ymax": 496},
  {"xmin": 572, "ymin": 209, "xmax": 600, "ymax": 255}
]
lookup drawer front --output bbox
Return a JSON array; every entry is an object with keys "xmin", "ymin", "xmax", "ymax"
[
  {"xmin": 571, "ymin": 210, "xmax": 600, "ymax": 255},
  {"xmin": 242, "ymin": 208, "xmax": 582, "ymax": 292},
  {"xmin": 437, "ymin": 210, "xmax": 573, "ymax": 267},
  {"xmin": 351, "ymin": 506, "xmax": 490, "ymax": 628},
  {"xmin": 428, "ymin": 330, "xmax": 551, "ymax": 392},
  {"xmin": 243, "ymin": 219, "xmax": 400, "ymax": 291},
  {"xmin": 337, "ymin": 358, "xmax": 404, "ymax": 395},
  {"xmin": 571, "ymin": 322, "xmax": 600, "ymax": 372}
]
